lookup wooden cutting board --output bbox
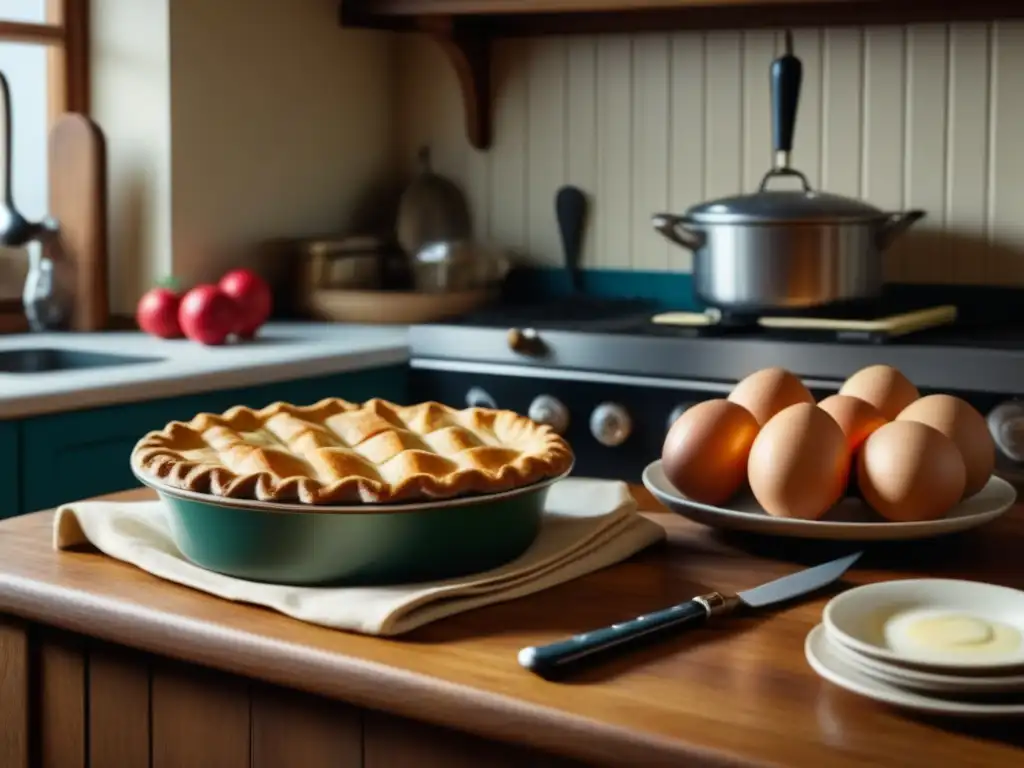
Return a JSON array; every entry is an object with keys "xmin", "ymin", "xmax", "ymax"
[{"xmin": 48, "ymin": 113, "xmax": 109, "ymax": 331}]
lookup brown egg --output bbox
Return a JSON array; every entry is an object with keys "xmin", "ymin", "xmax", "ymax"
[
  {"xmin": 747, "ymin": 403, "xmax": 851, "ymax": 520},
  {"xmin": 896, "ymin": 394, "xmax": 995, "ymax": 498},
  {"xmin": 838, "ymin": 364, "xmax": 920, "ymax": 421},
  {"xmin": 727, "ymin": 367, "xmax": 815, "ymax": 426},
  {"xmin": 661, "ymin": 399, "xmax": 760, "ymax": 505},
  {"xmin": 818, "ymin": 394, "xmax": 888, "ymax": 453},
  {"xmin": 857, "ymin": 421, "xmax": 966, "ymax": 522}
]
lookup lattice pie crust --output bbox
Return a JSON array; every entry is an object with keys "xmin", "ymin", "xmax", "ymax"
[{"xmin": 130, "ymin": 398, "xmax": 575, "ymax": 505}]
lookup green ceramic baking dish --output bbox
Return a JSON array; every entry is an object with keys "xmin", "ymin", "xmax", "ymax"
[{"xmin": 131, "ymin": 463, "xmax": 571, "ymax": 586}]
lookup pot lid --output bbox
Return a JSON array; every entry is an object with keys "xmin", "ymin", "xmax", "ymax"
[
  {"xmin": 686, "ymin": 189, "xmax": 888, "ymax": 224},
  {"xmin": 686, "ymin": 167, "xmax": 888, "ymax": 224}
]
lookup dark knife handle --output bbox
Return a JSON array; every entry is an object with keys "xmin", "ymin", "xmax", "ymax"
[{"xmin": 518, "ymin": 593, "xmax": 737, "ymax": 680}]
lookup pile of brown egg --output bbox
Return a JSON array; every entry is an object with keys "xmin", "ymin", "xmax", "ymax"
[{"xmin": 661, "ymin": 365, "xmax": 995, "ymax": 523}]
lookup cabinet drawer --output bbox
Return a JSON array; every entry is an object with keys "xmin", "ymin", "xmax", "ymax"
[{"xmin": 20, "ymin": 365, "xmax": 407, "ymax": 513}]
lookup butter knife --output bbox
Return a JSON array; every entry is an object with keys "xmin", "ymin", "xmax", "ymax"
[{"xmin": 518, "ymin": 551, "xmax": 862, "ymax": 679}]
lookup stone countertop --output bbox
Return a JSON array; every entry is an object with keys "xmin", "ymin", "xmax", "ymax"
[{"xmin": 0, "ymin": 322, "xmax": 409, "ymax": 419}]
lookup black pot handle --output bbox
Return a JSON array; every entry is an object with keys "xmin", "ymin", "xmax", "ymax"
[{"xmin": 771, "ymin": 30, "xmax": 803, "ymax": 169}]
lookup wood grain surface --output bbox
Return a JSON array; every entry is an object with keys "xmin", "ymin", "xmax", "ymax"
[
  {"xmin": 37, "ymin": 630, "xmax": 86, "ymax": 768},
  {"xmin": 48, "ymin": 113, "xmax": 109, "ymax": 332},
  {"xmin": 341, "ymin": 0, "xmax": 1024, "ymax": 34},
  {"xmin": 0, "ymin": 486, "xmax": 1022, "ymax": 767},
  {"xmin": 88, "ymin": 646, "xmax": 150, "ymax": 768},
  {"xmin": 0, "ymin": 618, "xmax": 28, "ymax": 768}
]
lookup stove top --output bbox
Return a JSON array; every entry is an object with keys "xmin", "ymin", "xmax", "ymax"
[
  {"xmin": 437, "ymin": 296, "xmax": 655, "ymax": 331},
  {"xmin": 411, "ymin": 286, "xmax": 1024, "ymax": 396},
  {"xmin": 435, "ymin": 292, "xmax": 1023, "ymax": 347}
]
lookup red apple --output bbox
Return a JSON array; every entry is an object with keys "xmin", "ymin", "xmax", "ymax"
[
  {"xmin": 218, "ymin": 268, "xmax": 272, "ymax": 338},
  {"xmin": 136, "ymin": 286, "xmax": 183, "ymax": 339},
  {"xmin": 178, "ymin": 284, "xmax": 239, "ymax": 345}
]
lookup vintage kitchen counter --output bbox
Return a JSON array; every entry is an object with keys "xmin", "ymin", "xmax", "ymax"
[
  {"xmin": 1, "ymin": 486, "xmax": 1022, "ymax": 768},
  {"xmin": 0, "ymin": 321, "xmax": 409, "ymax": 419},
  {"xmin": 0, "ymin": 322, "xmax": 409, "ymax": 517}
]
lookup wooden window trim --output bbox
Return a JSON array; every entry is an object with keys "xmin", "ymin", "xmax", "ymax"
[
  {"xmin": 0, "ymin": 0, "xmax": 89, "ymax": 124},
  {"xmin": 0, "ymin": 1, "xmax": 88, "ymax": 329}
]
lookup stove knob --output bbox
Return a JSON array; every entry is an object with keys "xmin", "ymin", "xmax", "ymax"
[
  {"xmin": 465, "ymin": 386, "xmax": 497, "ymax": 410},
  {"xmin": 666, "ymin": 402, "xmax": 697, "ymax": 430},
  {"xmin": 507, "ymin": 327, "xmax": 546, "ymax": 356},
  {"xmin": 987, "ymin": 401, "xmax": 1024, "ymax": 462},
  {"xmin": 528, "ymin": 395, "xmax": 570, "ymax": 434},
  {"xmin": 590, "ymin": 402, "xmax": 632, "ymax": 447}
]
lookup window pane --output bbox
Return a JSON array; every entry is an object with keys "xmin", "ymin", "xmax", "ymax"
[
  {"xmin": 0, "ymin": 1, "xmax": 47, "ymax": 24},
  {"xmin": 0, "ymin": 40, "xmax": 48, "ymax": 299},
  {"xmin": 0, "ymin": 42, "xmax": 48, "ymax": 219}
]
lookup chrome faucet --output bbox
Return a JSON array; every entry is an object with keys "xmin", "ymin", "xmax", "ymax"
[
  {"xmin": 0, "ymin": 70, "xmax": 74, "ymax": 331},
  {"xmin": 22, "ymin": 218, "xmax": 74, "ymax": 332}
]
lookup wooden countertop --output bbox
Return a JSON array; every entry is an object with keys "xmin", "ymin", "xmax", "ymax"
[{"xmin": 1, "ymin": 486, "xmax": 1022, "ymax": 767}]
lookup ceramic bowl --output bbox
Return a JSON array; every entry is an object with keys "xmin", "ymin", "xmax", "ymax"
[
  {"xmin": 132, "ymin": 462, "xmax": 572, "ymax": 586},
  {"xmin": 823, "ymin": 579, "xmax": 1024, "ymax": 673}
]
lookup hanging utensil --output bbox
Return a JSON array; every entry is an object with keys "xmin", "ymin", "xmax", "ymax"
[
  {"xmin": 555, "ymin": 185, "xmax": 587, "ymax": 293},
  {"xmin": 652, "ymin": 31, "xmax": 925, "ymax": 314}
]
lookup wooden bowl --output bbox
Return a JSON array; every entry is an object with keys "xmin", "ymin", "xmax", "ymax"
[{"xmin": 309, "ymin": 287, "xmax": 494, "ymax": 325}]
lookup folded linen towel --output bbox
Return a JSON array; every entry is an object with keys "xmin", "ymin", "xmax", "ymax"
[{"xmin": 53, "ymin": 477, "xmax": 666, "ymax": 636}]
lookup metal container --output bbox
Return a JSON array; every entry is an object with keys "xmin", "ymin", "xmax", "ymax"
[
  {"xmin": 652, "ymin": 32, "xmax": 925, "ymax": 313},
  {"xmin": 411, "ymin": 239, "xmax": 510, "ymax": 293},
  {"xmin": 133, "ymin": 465, "xmax": 568, "ymax": 586},
  {"xmin": 395, "ymin": 146, "xmax": 472, "ymax": 258},
  {"xmin": 302, "ymin": 235, "xmax": 387, "ymax": 291}
]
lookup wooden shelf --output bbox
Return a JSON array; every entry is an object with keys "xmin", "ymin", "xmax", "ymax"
[{"xmin": 339, "ymin": 0, "xmax": 1024, "ymax": 150}]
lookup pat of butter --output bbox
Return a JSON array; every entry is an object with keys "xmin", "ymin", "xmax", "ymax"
[{"xmin": 884, "ymin": 609, "xmax": 1023, "ymax": 659}]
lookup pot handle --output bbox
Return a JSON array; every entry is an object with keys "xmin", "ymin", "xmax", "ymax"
[
  {"xmin": 757, "ymin": 31, "xmax": 812, "ymax": 194},
  {"xmin": 758, "ymin": 166, "xmax": 812, "ymax": 193},
  {"xmin": 771, "ymin": 31, "xmax": 803, "ymax": 173},
  {"xmin": 877, "ymin": 209, "xmax": 926, "ymax": 250},
  {"xmin": 651, "ymin": 213, "xmax": 704, "ymax": 251}
]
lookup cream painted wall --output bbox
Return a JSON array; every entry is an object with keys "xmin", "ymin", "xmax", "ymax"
[
  {"xmin": 91, "ymin": 0, "xmax": 172, "ymax": 313},
  {"xmin": 396, "ymin": 23, "xmax": 1024, "ymax": 286},
  {"xmin": 90, "ymin": 0, "xmax": 396, "ymax": 314},
  {"xmin": 168, "ymin": 0, "xmax": 398, "ymax": 289}
]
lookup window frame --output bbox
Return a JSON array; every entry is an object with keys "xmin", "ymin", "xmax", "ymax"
[
  {"xmin": 0, "ymin": 0, "xmax": 90, "ymax": 125},
  {"xmin": 0, "ymin": 1, "xmax": 88, "ymax": 328}
]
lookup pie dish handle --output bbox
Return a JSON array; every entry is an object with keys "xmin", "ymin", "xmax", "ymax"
[{"xmin": 517, "ymin": 592, "xmax": 739, "ymax": 679}]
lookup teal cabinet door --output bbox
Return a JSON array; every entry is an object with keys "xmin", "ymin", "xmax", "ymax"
[
  {"xmin": 0, "ymin": 422, "xmax": 19, "ymax": 520},
  {"xmin": 20, "ymin": 365, "xmax": 407, "ymax": 514}
]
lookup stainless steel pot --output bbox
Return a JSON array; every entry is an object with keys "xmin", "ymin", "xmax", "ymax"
[{"xmin": 652, "ymin": 32, "xmax": 925, "ymax": 313}]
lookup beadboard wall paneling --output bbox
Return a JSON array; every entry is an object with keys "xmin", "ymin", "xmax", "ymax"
[{"xmin": 395, "ymin": 22, "xmax": 1024, "ymax": 286}]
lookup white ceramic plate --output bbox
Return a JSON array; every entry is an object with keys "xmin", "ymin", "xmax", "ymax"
[
  {"xmin": 805, "ymin": 624, "xmax": 1024, "ymax": 718},
  {"xmin": 642, "ymin": 459, "xmax": 1017, "ymax": 541},
  {"xmin": 823, "ymin": 578, "xmax": 1024, "ymax": 672},
  {"xmin": 825, "ymin": 633, "xmax": 1024, "ymax": 694}
]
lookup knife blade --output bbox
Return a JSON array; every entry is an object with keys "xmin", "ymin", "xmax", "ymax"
[{"xmin": 518, "ymin": 551, "xmax": 862, "ymax": 679}]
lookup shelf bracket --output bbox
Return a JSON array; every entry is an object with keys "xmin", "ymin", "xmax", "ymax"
[{"xmin": 417, "ymin": 17, "xmax": 492, "ymax": 151}]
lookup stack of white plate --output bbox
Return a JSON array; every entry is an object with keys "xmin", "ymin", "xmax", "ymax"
[{"xmin": 806, "ymin": 579, "xmax": 1024, "ymax": 718}]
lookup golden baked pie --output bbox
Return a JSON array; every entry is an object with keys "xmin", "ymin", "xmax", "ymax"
[{"xmin": 130, "ymin": 398, "xmax": 574, "ymax": 505}]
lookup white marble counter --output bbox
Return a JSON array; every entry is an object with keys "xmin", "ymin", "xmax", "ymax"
[{"xmin": 0, "ymin": 322, "xmax": 409, "ymax": 419}]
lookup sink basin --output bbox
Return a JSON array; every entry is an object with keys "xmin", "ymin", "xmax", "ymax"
[{"xmin": 0, "ymin": 347, "xmax": 164, "ymax": 374}]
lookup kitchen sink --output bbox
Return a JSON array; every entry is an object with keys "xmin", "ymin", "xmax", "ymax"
[{"xmin": 0, "ymin": 347, "xmax": 164, "ymax": 374}]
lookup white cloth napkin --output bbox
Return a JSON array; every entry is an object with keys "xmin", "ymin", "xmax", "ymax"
[{"xmin": 52, "ymin": 478, "xmax": 666, "ymax": 636}]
